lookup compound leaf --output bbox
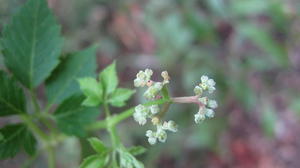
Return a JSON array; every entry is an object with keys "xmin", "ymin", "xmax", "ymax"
[
  {"xmin": 0, "ymin": 71, "xmax": 26, "ymax": 116},
  {"xmin": 46, "ymin": 45, "xmax": 97, "ymax": 104},
  {"xmin": 1, "ymin": 0, "xmax": 64, "ymax": 88}
]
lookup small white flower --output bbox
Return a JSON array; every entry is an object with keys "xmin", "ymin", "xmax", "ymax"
[
  {"xmin": 133, "ymin": 105, "xmax": 149, "ymax": 125},
  {"xmin": 162, "ymin": 120, "xmax": 178, "ymax": 132},
  {"xmin": 143, "ymin": 82, "xmax": 163, "ymax": 99},
  {"xmin": 194, "ymin": 113, "xmax": 205, "ymax": 124},
  {"xmin": 161, "ymin": 71, "xmax": 170, "ymax": 84},
  {"xmin": 207, "ymin": 79, "xmax": 216, "ymax": 93},
  {"xmin": 156, "ymin": 126, "xmax": 167, "ymax": 143},
  {"xmin": 201, "ymin": 75, "xmax": 209, "ymax": 83},
  {"xmin": 205, "ymin": 108, "xmax": 215, "ymax": 118},
  {"xmin": 198, "ymin": 97, "xmax": 208, "ymax": 105},
  {"xmin": 208, "ymin": 100, "xmax": 218, "ymax": 109},
  {"xmin": 145, "ymin": 69, "xmax": 153, "ymax": 77},
  {"xmin": 199, "ymin": 75, "xmax": 216, "ymax": 93},
  {"xmin": 134, "ymin": 69, "xmax": 153, "ymax": 87},
  {"xmin": 149, "ymin": 105, "xmax": 159, "ymax": 115},
  {"xmin": 146, "ymin": 130, "xmax": 157, "ymax": 145},
  {"xmin": 193, "ymin": 86, "xmax": 203, "ymax": 95}
]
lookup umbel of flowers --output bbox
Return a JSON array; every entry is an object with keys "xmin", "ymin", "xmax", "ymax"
[{"xmin": 133, "ymin": 69, "xmax": 218, "ymax": 145}]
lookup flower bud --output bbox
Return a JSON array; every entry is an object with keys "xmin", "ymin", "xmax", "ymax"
[
  {"xmin": 194, "ymin": 113, "xmax": 205, "ymax": 124},
  {"xmin": 133, "ymin": 105, "xmax": 149, "ymax": 125},
  {"xmin": 205, "ymin": 108, "xmax": 215, "ymax": 118},
  {"xmin": 162, "ymin": 120, "xmax": 178, "ymax": 132},
  {"xmin": 150, "ymin": 105, "xmax": 159, "ymax": 115},
  {"xmin": 208, "ymin": 100, "xmax": 218, "ymax": 109},
  {"xmin": 161, "ymin": 71, "xmax": 170, "ymax": 84},
  {"xmin": 198, "ymin": 97, "xmax": 208, "ymax": 105},
  {"xmin": 146, "ymin": 130, "xmax": 157, "ymax": 145},
  {"xmin": 156, "ymin": 128, "xmax": 167, "ymax": 143},
  {"xmin": 194, "ymin": 86, "xmax": 203, "ymax": 95}
]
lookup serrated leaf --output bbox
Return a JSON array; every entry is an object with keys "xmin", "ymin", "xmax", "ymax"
[
  {"xmin": 108, "ymin": 88, "xmax": 135, "ymax": 107},
  {"xmin": 0, "ymin": 124, "xmax": 37, "ymax": 159},
  {"xmin": 1, "ymin": 0, "xmax": 64, "ymax": 89},
  {"xmin": 119, "ymin": 149, "xmax": 144, "ymax": 168},
  {"xmin": 0, "ymin": 71, "xmax": 26, "ymax": 116},
  {"xmin": 88, "ymin": 137, "xmax": 107, "ymax": 154},
  {"xmin": 99, "ymin": 61, "xmax": 118, "ymax": 95},
  {"xmin": 23, "ymin": 129, "xmax": 37, "ymax": 155},
  {"xmin": 46, "ymin": 45, "xmax": 97, "ymax": 104},
  {"xmin": 128, "ymin": 146, "xmax": 146, "ymax": 156},
  {"xmin": 54, "ymin": 94, "xmax": 100, "ymax": 137},
  {"xmin": 78, "ymin": 77, "xmax": 103, "ymax": 107},
  {"xmin": 79, "ymin": 154, "xmax": 106, "ymax": 168}
]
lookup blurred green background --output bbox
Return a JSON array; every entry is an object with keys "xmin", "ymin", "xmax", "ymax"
[{"xmin": 1, "ymin": 0, "xmax": 300, "ymax": 167}]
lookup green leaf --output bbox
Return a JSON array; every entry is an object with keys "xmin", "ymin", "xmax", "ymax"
[
  {"xmin": 78, "ymin": 78, "xmax": 103, "ymax": 107},
  {"xmin": 0, "ymin": 124, "xmax": 37, "ymax": 159},
  {"xmin": 99, "ymin": 61, "xmax": 118, "ymax": 95},
  {"xmin": 23, "ymin": 129, "xmax": 38, "ymax": 155},
  {"xmin": 79, "ymin": 154, "xmax": 106, "ymax": 168},
  {"xmin": 237, "ymin": 24, "xmax": 288, "ymax": 67},
  {"xmin": 88, "ymin": 137, "xmax": 107, "ymax": 154},
  {"xmin": 108, "ymin": 88, "xmax": 135, "ymax": 107},
  {"xmin": 0, "ymin": 133, "xmax": 3, "ymax": 141},
  {"xmin": 54, "ymin": 94, "xmax": 100, "ymax": 137},
  {"xmin": 119, "ymin": 149, "xmax": 144, "ymax": 168},
  {"xmin": 1, "ymin": 0, "xmax": 64, "ymax": 89},
  {"xmin": 261, "ymin": 101, "xmax": 277, "ymax": 137},
  {"xmin": 46, "ymin": 45, "xmax": 97, "ymax": 104},
  {"xmin": 128, "ymin": 146, "xmax": 146, "ymax": 156},
  {"xmin": 0, "ymin": 71, "xmax": 26, "ymax": 116}
]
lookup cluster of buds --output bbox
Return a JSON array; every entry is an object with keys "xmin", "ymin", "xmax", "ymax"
[
  {"xmin": 133, "ymin": 69, "xmax": 177, "ymax": 145},
  {"xmin": 133, "ymin": 69, "xmax": 218, "ymax": 145},
  {"xmin": 193, "ymin": 76, "xmax": 218, "ymax": 123},
  {"xmin": 145, "ymin": 120, "xmax": 177, "ymax": 145},
  {"xmin": 134, "ymin": 69, "xmax": 170, "ymax": 100}
]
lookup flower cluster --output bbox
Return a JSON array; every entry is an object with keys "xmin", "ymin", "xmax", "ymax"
[
  {"xmin": 133, "ymin": 69, "xmax": 218, "ymax": 145},
  {"xmin": 146, "ymin": 120, "xmax": 177, "ymax": 145},
  {"xmin": 193, "ymin": 75, "xmax": 218, "ymax": 124},
  {"xmin": 133, "ymin": 69, "xmax": 177, "ymax": 145},
  {"xmin": 133, "ymin": 104, "xmax": 159, "ymax": 125}
]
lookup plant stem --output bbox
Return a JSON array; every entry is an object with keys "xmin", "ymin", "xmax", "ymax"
[
  {"xmin": 20, "ymin": 114, "xmax": 48, "ymax": 141},
  {"xmin": 30, "ymin": 89, "xmax": 40, "ymax": 113},
  {"xmin": 171, "ymin": 96, "xmax": 201, "ymax": 104},
  {"xmin": 88, "ymin": 99, "xmax": 170, "ymax": 131},
  {"xmin": 46, "ymin": 146, "xmax": 55, "ymax": 168},
  {"xmin": 104, "ymin": 102, "xmax": 110, "ymax": 117},
  {"xmin": 157, "ymin": 102, "xmax": 171, "ymax": 118},
  {"xmin": 20, "ymin": 115, "xmax": 56, "ymax": 168}
]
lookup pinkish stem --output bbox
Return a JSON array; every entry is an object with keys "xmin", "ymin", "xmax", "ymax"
[{"xmin": 171, "ymin": 96, "xmax": 200, "ymax": 105}]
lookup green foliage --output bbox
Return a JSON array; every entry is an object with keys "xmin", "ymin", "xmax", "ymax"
[
  {"xmin": 0, "ymin": 71, "xmax": 26, "ymax": 116},
  {"xmin": 79, "ymin": 154, "xmax": 106, "ymax": 168},
  {"xmin": 46, "ymin": 45, "xmax": 98, "ymax": 104},
  {"xmin": 78, "ymin": 77, "xmax": 103, "ymax": 106},
  {"xmin": 54, "ymin": 94, "xmax": 100, "ymax": 137},
  {"xmin": 237, "ymin": 23, "xmax": 288, "ymax": 66},
  {"xmin": 79, "ymin": 137, "xmax": 109, "ymax": 168},
  {"xmin": 109, "ymin": 88, "xmax": 136, "ymax": 107},
  {"xmin": 261, "ymin": 101, "xmax": 277, "ymax": 137},
  {"xmin": 88, "ymin": 137, "xmax": 108, "ymax": 154},
  {"xmin": 99, "ymin": 61, "xmax": 118, "ymax": 95},
  {"xmin": 128, "ymin": 146, "xmax": 147, "ymax": 156},
  {"xmin": 1, "ymin": 0, "xmax": 63, "ymax": 89},
  {"xmin": 79, "ymin": 61, "xmax": 135, "ymax": 108},
  {"xmin": 119, "ymin": 148, "xmax": 144, "ymax": 168},
  {"xmin": 0, "ymin": 124, "xmax": 37, "ymax": 159}
]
